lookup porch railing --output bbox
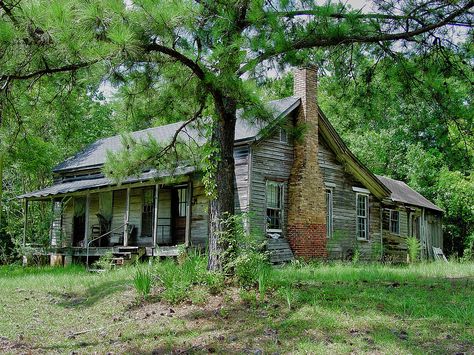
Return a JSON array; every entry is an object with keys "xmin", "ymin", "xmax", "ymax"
[{"xmin": 86, "ymin": 222, "xmax": 130, "ymax": 270}]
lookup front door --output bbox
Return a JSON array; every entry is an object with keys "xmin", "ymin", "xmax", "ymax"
[{"xmin": 171, "ymin": 187, "xmax": 187, "ymax": 245}]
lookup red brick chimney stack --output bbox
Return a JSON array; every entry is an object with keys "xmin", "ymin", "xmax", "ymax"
[{"xmin": 287, "ymin": 66, "xmax": 327, "ymax": 258}]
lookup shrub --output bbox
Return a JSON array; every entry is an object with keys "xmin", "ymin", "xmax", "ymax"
[
  {"xmin": 134, "ymin": 267, "xmax": 152, "ymax": 299},
  {"xmin": 92, "ymin": 251, "xmax": 114, "ymax": 271},
  {"xmin": 219, "ymin": 213, "xmax": 269, "ymax": 287},
  {"xmin": 155, "ymin": 250, "xmax": 213, "ymax": 304},
  {"xmin": 407, "ymin": 236, "xmax": 421, "ymax": 263},
  {"xmin": 460, "ymin": 233, "xmax": 474, "ymax": 263}
]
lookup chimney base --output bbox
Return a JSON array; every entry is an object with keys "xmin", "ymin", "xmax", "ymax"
[{"xmin": 288, "ymin": 223, "xmax": 327, "ymax": 259}]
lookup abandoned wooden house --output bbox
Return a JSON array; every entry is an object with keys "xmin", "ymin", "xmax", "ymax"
[{"xmin": 19, "ymin": 68, "xmax": 444, "ymax": 265}]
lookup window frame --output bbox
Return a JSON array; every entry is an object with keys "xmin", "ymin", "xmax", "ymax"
[
  {"xmin": 325, "ymin": 188, "xmax": 333, "ymax": 238},
  {"xmin": 279, "ymin": 127, "xmax": 288, "ymax": 144},
  {"xmin": 389, "ymin": 209, "xmax": 400, "ymax": 235},
  {"xmin": 355, "ymin": 192, "xmax": 369, "ymax": 241},
  {"xmin": 266, "ymin": 180, "xmax": 284, "ymax": 233}
]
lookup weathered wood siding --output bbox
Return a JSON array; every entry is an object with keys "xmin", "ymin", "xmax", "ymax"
[
  {"xmin": 190, "ymin": 178, "xmax": 209, "ymax": 248},
  {"xmin": 111, "ymin": 189, "xmax": 126, "ymax": 245},
  {"xmin": 249, "ymin": 129, "xmax": 293, "ymax": 238},
  {"xmin": 62, "ymin": 199, "xmax": 74, "ymax": 247},
  {"xmin": 234, "ymin": 145, "xmax": 251, "ymax": 213},
  {"xmin": 382, "ymin": 208, "xmax": 409, "ymax": 262},
  {"xmin": 318, "ymin": 134, "xmax": 383, "ymax": 260},
  {"xmin": 129, "ymin": 188, "xmax": 142, "ymax": 238}
]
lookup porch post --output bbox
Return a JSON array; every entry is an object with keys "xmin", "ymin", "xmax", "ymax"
[
  {"xmin": 23, "ymin": 199, "xmax": 28, "ymax": 247},
  {"xmin": 123, "ymin": 187, "xmax": 130, "ymax": 246},
  {"xmin": 84, "ymin": 193, "xmax": 90, "ymax": 246},
  {"xmin": 185, "ymin": 182, "xmax": 192, "ymax": 246},
  {"xmin": 153, "ymin": 184, "xmax": 159, "ymax": 247}
]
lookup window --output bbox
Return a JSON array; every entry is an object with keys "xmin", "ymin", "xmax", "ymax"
[
  {"xmin": 177, "ymin": 187, "xmax": 187, "ymax": 217},
  {"xmin": 279, "ymin": 128, "xmax": 288, "ymax": 143},
  {"xmin": 266, "ymin": 181, "xmax": 284, "ymax": 232},
  {"xmin": 356, "ymin": 193, "xmax": 369, "ymax": 240},
  {"xmin": 325, "ymin": 188, "xmax": 333, "ymax": 238},
  {"xmin": 389, "ymin": 210, "xmax": 400, "ymax": 235}
]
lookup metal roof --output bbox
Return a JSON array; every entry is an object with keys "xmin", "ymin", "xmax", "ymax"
[
  {"xmin": 53, "ymin": 96, "xmax": 300, "ymax": 173},
  {"xmin": 18, "ymin": 167, "xmax": 195, "ymax": 200},
  {"xmin": 376, "ymin": 175, "xmax": 443, "ymax": 212}
]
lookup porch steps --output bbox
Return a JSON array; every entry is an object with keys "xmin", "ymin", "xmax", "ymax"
[{"xmin": 267, "ymin": 238, "xmax": 294, "ymax": 264}]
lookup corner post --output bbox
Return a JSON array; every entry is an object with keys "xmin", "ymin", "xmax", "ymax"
[{"xmin": 124, "ymin": 187, "xmax": 130, "ymax": 247}]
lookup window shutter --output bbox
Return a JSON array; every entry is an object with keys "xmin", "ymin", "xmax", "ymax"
[{"xmin": 382, "ymin": 209, "xmax": 390, "ymax": 230}]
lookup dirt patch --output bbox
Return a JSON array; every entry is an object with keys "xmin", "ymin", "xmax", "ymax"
[{"xmin": 0, "ymin": 336, "xmax": 32, "ymax": 353}]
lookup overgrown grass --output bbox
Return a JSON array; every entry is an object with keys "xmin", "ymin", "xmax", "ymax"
[{"xmin": 0, "ymin": 261, "xmax": 472, "ymax": 354}]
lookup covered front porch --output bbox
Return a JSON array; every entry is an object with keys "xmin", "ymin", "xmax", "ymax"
[{"xmin": 21, "ymin": 178, "xmax": 194, "ymax": 264}]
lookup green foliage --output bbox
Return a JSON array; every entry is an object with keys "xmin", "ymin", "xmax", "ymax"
[
  {"xmin": 92, "ymin": 251, "xmax": 114, "ymax": 271},
  {"xmin": 154, "ymin": 249, "xmax": 223, "ymax": 304},
  {"xmin": 133, "ymin": 266, "xmax": 153, "ymax": 300},
  {"xmin": 406, "ymin": 237, "xmax": 421, "ymax": 263},
  {"xmin": 217, "ymin": 213, "xmax": 269, "ymax": 287}
]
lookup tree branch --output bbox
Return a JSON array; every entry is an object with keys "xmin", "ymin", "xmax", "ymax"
[
  {"xmin": 144, "ymin": 42, "xmax": 206, "ymax": 80},
  {"xmin": 237, "ymin": 0, "xmax": 474, "ymax": 76},
  {"xmin": 0, "ymin": 60, "xmax": 99, "ymax": 82}
]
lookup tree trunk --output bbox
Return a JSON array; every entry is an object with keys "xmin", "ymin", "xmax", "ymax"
[{"xmin": 207, "ymin": 98, "xmax": 237, "ymax": 271}]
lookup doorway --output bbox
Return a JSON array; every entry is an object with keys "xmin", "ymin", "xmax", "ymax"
[
  {"xmin": 72, "ymin": 197, "xmax": 86, "ymax": 246},
  {"xmin": 171, "ymin": 187, "xmax": 187, "ymax": 245}
]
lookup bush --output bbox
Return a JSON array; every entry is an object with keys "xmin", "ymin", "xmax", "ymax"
[
  {"xmin": 407, "ymin": 236, "xmax": 421, "ymax": 263},
  {"xmin": 92, "ymin": 251, "xmax": 114, "ymax": 271},
  {"xmin": 219, "ymin": 213, "xmax": 270, "ymax": 287},
  {"xmin": 134, "ymin": 267, "xmax": 152, "ymax": 299}
]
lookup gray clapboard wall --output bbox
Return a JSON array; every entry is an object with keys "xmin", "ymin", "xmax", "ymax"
[
  {"xmin": 190, "ymin": 178, "xmax": 209, "ymax": 248},
  {"xmin": 318, "ymin": 134, "xmax": 383, "ymax": 260},
  {"xmin": 249, "ymin": 129, "xmax": 293, "ymax": 238}
]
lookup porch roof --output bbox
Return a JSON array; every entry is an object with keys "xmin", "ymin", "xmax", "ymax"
[{"xmin": 17, "ymin": 166, "xmax": 195, "ymax": 200}]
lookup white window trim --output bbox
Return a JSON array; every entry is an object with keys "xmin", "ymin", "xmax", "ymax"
[
  {"xmin": 388, "ymin": 209, "xmax": 400, "ymax": 235},
  {"xmin": 352, "ymin": 186, "xmax": 370, "ymax": 194},
  {"xmin": 356, "ymin": 192, "xmax": 370, "ymax": 241},
  {"xmin": 325, "ymin": 188, "xmax": 333, "ymax": 238},
  {"xmin": 266, "ymin": 180, "xmax": 285, "ymax": 233}
]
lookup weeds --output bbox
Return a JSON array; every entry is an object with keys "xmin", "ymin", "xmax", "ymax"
[
  {"xmin": 92, "ymin": 251, "xmax": 114, "ymax": 271},
  {"xmin": 133, "ymin": 267, "xmax": 152, "ymax": 300},
  {"xmin": 407, "ymin": 236, "xmax": 421, "ymax": 263}
]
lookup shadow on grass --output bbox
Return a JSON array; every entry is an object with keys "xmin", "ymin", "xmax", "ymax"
[{"xmin": 49, "ymin": 278, "xmax": 129, "ymax": 309}]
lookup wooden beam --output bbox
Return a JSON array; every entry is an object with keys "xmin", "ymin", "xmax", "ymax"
[
  {"xmin": 185, "ymin": 182, "xmax": 192, "ymax": 246},
  {"xmin": 23, "ymin": 199, "xmax": 28, "ymax": 247},
  {"xmin": 123, "ymin": 187, "xmax": 130, "ymax": 247},
  {"xmin": 153, "ymin": 184, "xmax": 159, "ymax": 247},
  {"xmin": 84, "ymin": 193, "xmax": 90, "ymax": 246}
]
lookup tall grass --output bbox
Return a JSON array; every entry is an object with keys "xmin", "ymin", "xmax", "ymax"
[{"xmin": 133, "ymin": 267, "xmax": 153, "ymax": 299}]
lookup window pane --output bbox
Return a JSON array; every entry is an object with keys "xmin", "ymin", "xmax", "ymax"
[
  {"xmin": 326, "ymin": 189, "xmax": 332, "ymax": 238},
  {"xmin": 177, "ymin": 188, "xmax": 187, "ymax": 217},
  {"xmin": 266, "ymin": 181, "xmax": 283, "ymax": 230}
]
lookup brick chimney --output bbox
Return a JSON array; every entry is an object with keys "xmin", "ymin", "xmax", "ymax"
[{"xmin": 287, "ymin": 67, "xmax": 327, "ymax": 258}]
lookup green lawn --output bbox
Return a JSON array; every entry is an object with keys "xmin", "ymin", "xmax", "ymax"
[{"xmin": 0, "ymin": 262, "xmax": 473, "ymax": 354}]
